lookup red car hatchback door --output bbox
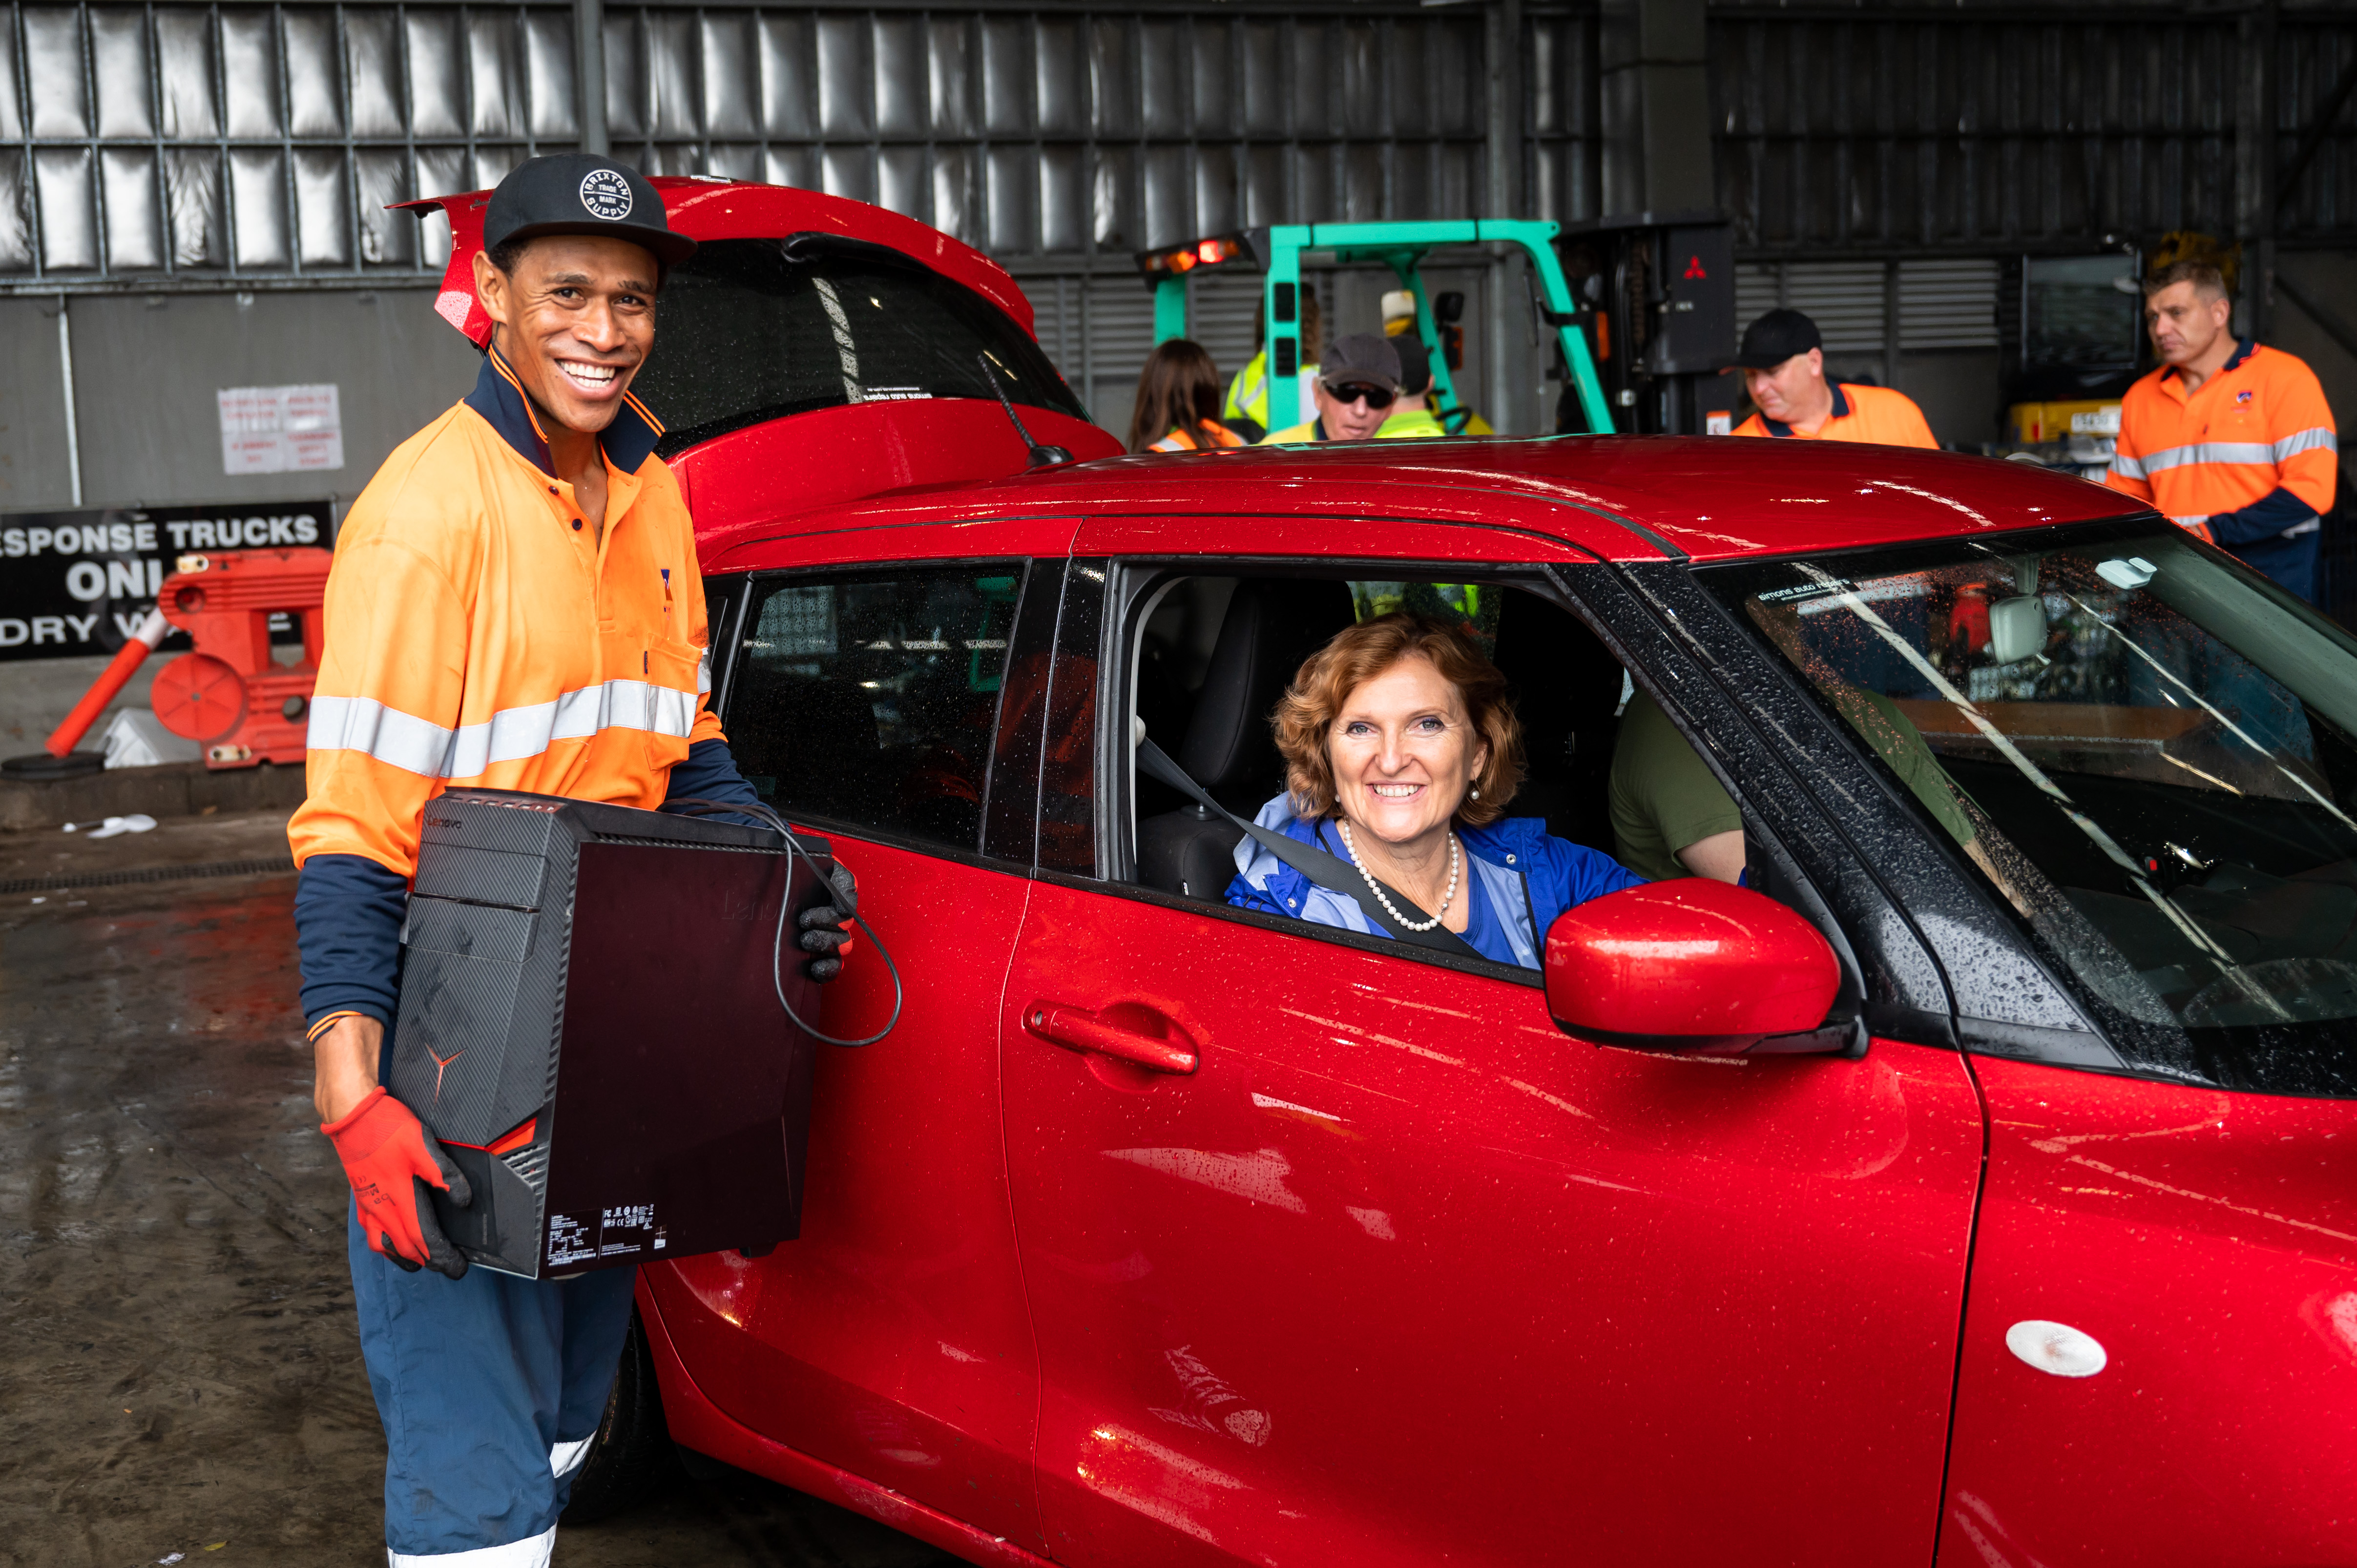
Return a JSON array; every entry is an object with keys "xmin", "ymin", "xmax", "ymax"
[{"xmin": 999, "ymin": 547, "xmax": 1987, "ymax": 1567}]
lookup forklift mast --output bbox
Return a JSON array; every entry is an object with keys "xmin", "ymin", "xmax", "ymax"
[
  {"xmin": 1139, "ymin": 220, "xmax": 1616, "ymax": 435},
  {"xmin": 1554, "ymin": 213, "xmax": 1739, "ymax": 435}
]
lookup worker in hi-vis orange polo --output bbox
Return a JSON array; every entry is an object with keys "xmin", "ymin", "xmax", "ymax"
[
  {"xmin": 285, "ymin": 155, "xmax": 856, "ymax": 1568},
  {"xmin": 1730, "ymin": 309, "xmax": 1940, "ymax": 447},
  {"xmin": 2107, "ymin": 259, "xmax": 2337, "ymax": 601}
]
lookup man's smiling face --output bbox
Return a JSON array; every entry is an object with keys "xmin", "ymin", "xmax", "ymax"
[{"xmin": 472, "ymin": 235, "xmax": 659, "ymax": 436}]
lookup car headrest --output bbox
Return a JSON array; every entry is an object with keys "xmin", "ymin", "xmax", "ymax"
[
  {"xmin": 1488, "ymin": 593, "xmax": 1616, "ymax": 764},
  {"xmin": 1177, "ymin": 578, "xmax": 1356, "ymax": 797}
]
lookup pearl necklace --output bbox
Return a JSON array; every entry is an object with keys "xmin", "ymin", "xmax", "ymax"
[{"xmin": 1337, "ymin": 819, "xmax": 1459, "ymax": 932}]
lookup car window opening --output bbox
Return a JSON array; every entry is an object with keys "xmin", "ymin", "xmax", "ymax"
[
  {"xmin": 1123, "ymin": 572, "xmax": 1803, "ymax": 980},
  {"xmin": 726, "ymin": 563, "xmax": 1026, "ymax": 856}
]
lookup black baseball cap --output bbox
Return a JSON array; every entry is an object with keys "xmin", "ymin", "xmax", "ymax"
[
  {"xmin": 482, "ymin": 153, "xmax": 697, "ymax": 269},
  {"xmin": 1391, "ymin": 334, "xmax": 1434, "ymax": 396},
  {"xmin": 1735, "ymin": 308, "xmax": 1822, "ymax": 369},
  {"xmin": 1320, "ymin": 332, "xmax": 1402, "ymax": 394}
]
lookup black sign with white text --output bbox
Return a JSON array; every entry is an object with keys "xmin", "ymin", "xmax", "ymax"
[{"xmin": 0, "ymin": 502, "xmax": 334, "ymax": 662}]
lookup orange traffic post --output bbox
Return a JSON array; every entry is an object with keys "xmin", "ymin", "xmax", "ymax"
[{"xmin": 43, "ymin": 607, "xmax": 171, "ymax": 758}]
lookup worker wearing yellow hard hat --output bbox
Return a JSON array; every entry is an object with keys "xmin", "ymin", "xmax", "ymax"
[{"xmin": 1378, "ymin": 289, "xmax": 1493, "ymax": 437}]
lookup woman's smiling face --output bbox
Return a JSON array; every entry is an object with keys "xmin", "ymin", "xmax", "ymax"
[{"xmin": 1327, "ymin": 654, "xmax": 1487, "ymax": 847}]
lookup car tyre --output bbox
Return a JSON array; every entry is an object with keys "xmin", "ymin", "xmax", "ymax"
[{"xmin": 561, "ymin": 1307, "xmax": 681, "ymax": 1525}]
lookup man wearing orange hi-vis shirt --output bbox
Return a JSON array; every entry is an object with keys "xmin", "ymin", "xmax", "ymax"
[
  {"xmin": 2107, "ymin": 260, "xmax": 2338, "ymax": 601},
  {"xmin": 286, "ymin": 155, "xmax": 857, "ymax": 1567}
]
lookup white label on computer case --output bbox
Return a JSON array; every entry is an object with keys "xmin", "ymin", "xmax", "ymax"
[
  {"xmin": 596, "ymin": 1202, "xmax": 660, "ymax": 1259},
  {"xmin": 546, "ymin": 1212, "xmax": 595, "ymax": 1267}
]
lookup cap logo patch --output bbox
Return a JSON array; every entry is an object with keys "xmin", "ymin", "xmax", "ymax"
[{"xmin": 579, "ymin": 168, "xmax": 633, "ymax": 222}]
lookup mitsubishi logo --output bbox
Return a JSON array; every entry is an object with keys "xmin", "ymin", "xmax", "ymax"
[
  {"xmin": 427, "ymin": 1046, "xmax": 465, "ymax": 1104},
  {"xmin": 1683, "ymin": 255, "xmax": 1708, "ymax": 280}
]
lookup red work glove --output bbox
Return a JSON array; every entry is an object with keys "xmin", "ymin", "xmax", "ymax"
[{"xmin": 321, "ymin": 1087, "xmax": 473, "ymax": 1279}]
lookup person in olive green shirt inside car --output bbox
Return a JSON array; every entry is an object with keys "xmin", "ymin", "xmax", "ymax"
[
  {"xmin": 1610, "ymin": 681, "xmax": 1978, "ymax": 884},
  {"xmin": 1608, "ymin": 689, "xmax": 1748, "ymax": 883}
]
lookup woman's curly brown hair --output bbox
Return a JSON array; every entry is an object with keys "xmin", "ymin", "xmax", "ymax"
[{"xmin": 1272, "ymin": 611, "xmax": 1524, "ymax": 826}]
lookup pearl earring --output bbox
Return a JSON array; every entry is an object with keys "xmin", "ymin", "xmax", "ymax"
[{"xmin": 1470, "ymin": 785, "xmax": 1480, "ymax": 799}]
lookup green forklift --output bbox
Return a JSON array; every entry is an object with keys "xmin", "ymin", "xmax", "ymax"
[{"xmin": 1136, "ymin": 220, "xmax": 1617, "ymax": 438}]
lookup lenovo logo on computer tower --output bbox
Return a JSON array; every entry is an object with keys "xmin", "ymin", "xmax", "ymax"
[{"xmin": 387, "ymin": 789, "xmax": 834, "ymax": 1279}]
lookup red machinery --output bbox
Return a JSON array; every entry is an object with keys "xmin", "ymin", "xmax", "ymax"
[
  {"xmin": 146, "ymin": 548, "xmax": 331, "ymax": 767},
  {"xmin": 29, "ymin": 546, "xmax": 331, "ymax": 772}
]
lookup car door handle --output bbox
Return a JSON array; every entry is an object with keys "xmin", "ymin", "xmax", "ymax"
[{"xmin": 1022, "ymin": 1001, "xmax": 1198, "ymax": 1075}]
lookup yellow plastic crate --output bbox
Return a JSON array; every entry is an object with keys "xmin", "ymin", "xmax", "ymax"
[{"xmin": 2009, "ymin": 399, "xmax": 2122, "ymax": 445}]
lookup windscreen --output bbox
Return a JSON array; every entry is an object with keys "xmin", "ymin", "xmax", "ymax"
[
  {"xmin": 631, "ymin": 237, "xmax": 1090, "ymax": 456},
  {"xmin": 1701, "ymin": 521, "xmax": 2357, "ymax": 1094}
]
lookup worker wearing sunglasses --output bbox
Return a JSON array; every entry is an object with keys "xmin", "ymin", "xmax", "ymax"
[{"xmin": 1261, "ymin": 333, "xmax": 1420, "ymax": 445}]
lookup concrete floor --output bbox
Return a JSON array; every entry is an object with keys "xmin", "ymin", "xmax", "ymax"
[{"xmin": 0, "ymin": 809, "xmax": 962, "ymax": 1568}]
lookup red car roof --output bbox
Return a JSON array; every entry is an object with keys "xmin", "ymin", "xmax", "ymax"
[{"xmin": 700, "ymin": 433, "xmax": 2150, "ymax": 572}]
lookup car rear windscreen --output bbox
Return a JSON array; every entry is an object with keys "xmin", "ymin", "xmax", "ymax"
[{"xmin": 631, "ymin": 236, "xmax": 1090, "ymax": 457}]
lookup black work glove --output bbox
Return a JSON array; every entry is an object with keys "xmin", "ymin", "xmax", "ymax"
[{"xmin": 797, "ymin": 864, "xmax": 859, "ymax": 982}]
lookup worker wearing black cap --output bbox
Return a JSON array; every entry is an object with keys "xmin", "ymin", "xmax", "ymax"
[
  {"xmin": 1260, "ymin": 332, "xmax": 1416, "ymax": 444},
  {"xmin": 288, "ymin": 154, "xmax": 855, "ymax": 1567},
  {"xmin": 1730, "ymin": 308, "xmax": 1939, "ymax": 447}
]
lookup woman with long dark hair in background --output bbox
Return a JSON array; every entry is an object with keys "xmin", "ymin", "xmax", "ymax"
[{"xmin": 1126, "ymin": 339, "xmax": 1247, "ymax": 454}]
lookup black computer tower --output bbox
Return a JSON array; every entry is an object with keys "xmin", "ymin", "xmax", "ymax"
[{"xmin": 386, "ymin": 788, "xmax": 833, "ymax": 1279}]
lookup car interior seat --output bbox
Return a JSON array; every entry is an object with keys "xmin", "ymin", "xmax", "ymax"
[
  {"xmin": 1136, "ymin": 577, "xmax": 1357, "ymax": 900},
  {"xmin": 1488, "ymin": 590, "xmax": 1623, "ymax": 853}
]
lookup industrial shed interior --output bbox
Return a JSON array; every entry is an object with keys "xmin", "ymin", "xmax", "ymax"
[
  {"xmin": 0, "ymin": 0, "xmax": 2353, "ymax": 499},
  {"xmin": 9, "ymin": 1, "xmax": 2357, "ymax": 1564}
]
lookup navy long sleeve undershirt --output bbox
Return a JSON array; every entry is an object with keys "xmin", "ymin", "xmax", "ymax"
[
  {"xmin": 2207, "ymin": 485, "xmax": 2320, "ymax": 545},
  {"xmin": 295, "ymin": 737, "xmax": 764, "ymax": 1032}
]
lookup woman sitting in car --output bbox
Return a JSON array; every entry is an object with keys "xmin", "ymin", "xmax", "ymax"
[{"xmin": 1228, "ymin": 612, "xmax": 1646, "ymax": 968}]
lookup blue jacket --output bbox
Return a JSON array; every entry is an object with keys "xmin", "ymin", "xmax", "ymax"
[{"xmin": 1225, "ymin": 794, "xmax": 1645, "ymax": 968}]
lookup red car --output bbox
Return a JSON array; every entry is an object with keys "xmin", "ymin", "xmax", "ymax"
[{"xmin": 423, "ymin": 186, "xmax": 2357, "ymax": 1567}]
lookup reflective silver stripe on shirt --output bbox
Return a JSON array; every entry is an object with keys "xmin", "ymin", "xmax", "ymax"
[
  {"xmin": 2274, "ymin": 426, "xmax": 2339, "ymax": 462},
  {"xmin": 696, "ymin": 652, "xmax": 712, "ymax": 695},
  {"xmin": 308, "ymin": 678, "xmax": 697, "ymax": 779},
  {"xmin": 2139, "ymin": 441, "xmax": 2278, "ymax": 474},
  {"xmin": 307, "ymin": 695, "xmax": 452, "ymax": 778},
  {"xmin": 2109, "ymin": 452, "xmax": 2147, "ymax": 481}
]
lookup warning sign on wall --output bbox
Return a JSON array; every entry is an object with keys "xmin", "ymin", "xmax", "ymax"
[
  {"xmin": 0, "ymin": 502, "xmax": 334, "ymax": 661},
  {"xmin": 219, "ymin": 384, "xmax": 344, "ymax": 475}
]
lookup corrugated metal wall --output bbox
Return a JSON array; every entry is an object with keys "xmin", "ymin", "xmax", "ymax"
[
  {"xmin": 9, "ymin": 4, "xmax": 2357, "ymax": 280},
  {"xmin": 2, "ymin": 0, "xmax": 2355, "ymax": 500},
  {"xmin": 1709, "ymin": 5, "xmax": 2357, "ymax": 256},
  {"xmin": 0, "ymin": 0, "xmax": 1499, "ymax": 288},
  {"xmin": 601, "ymin": 5, "xmax": 1494, "ymax": 259},
  {"xmin": 0, "ymin": 0, "xmax": 1521, "ymax": 446}
]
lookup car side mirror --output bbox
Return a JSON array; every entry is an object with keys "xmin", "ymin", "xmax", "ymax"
[{"xmin": 1543, "ymin": 880, "xmax": 1846, "ymax": 1055}]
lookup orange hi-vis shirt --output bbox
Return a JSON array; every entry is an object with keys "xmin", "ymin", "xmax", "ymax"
[
  {"xmin": 2104, "ymin": 339, "xmax": 2337, "ymax": 545},
  {"xmin": 287, "ymin": 346, "xmax": 722, "ymax": 880},
  {"xmin": 1732, "ymin": 382, "xmax": 1940, "ymax": 447}
]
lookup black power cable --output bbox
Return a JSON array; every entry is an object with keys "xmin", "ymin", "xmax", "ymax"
[{"xmin": 666, "ymin": 799, "xmax": 904, "ymax": 1048}]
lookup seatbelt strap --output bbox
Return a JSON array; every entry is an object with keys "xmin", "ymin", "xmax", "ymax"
[{"xmin": 1137, "ymin": 738, "xmax": 1483, "ymax": 961}]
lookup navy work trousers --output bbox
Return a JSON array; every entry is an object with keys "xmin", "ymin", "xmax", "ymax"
[{"xmin": 347, "ymin": 1205, "xmax": 637, "ymax": 1565}]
